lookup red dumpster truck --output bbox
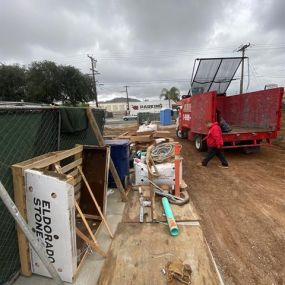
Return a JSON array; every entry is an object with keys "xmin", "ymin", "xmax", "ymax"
[{"xmin": 176, "ymin": 87, "xmax": 284, "ymax": 152}]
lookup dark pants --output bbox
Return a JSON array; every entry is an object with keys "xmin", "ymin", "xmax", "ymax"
[{"xmin": 202, "ymin": 147, "xmax": 228, "ymax": 166}]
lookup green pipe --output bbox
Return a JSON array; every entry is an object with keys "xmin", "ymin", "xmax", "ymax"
[{"xmin": 162, "ymin": 197, "xmax": 179, "ymax": 236}]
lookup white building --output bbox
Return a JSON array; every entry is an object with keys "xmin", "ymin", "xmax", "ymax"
[
  {"xmin": 94, "ymin": 100, "xmax": 175, "ymax": 115},
  {"xmin": 97, "ymin": 102, "xmax": 127, "ymax": 113}
]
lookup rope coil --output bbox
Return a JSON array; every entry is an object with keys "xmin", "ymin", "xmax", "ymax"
[{"xmin": 151, "ymin": 143, "xmax": 180, "ymax": 163}]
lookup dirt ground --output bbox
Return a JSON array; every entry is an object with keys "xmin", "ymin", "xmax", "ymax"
[
  {"xmin": 104, "ymin": 112, "xmax": 285, "ymax": 285},
  {"xmin": 179, "ymin": 114, "xmax": 285, "ymax": 285}
]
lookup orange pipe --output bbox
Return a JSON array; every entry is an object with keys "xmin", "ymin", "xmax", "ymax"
[{"xmin": 174, "ymin": 143, "xmax": 182, "ymax": 197}]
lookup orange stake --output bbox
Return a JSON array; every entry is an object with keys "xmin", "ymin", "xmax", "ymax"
[{"xmin": 174, "ymin": 143, "xmax": 182, "ymax": 197}]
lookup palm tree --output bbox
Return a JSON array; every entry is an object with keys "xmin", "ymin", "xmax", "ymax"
[{"xmin": 160, "ymin": 87, "xmax": 180, "ymax": 106}]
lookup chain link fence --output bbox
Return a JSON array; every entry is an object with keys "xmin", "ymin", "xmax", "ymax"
[{"xmin": 0, "ymin": 106, "xmax": 104, "ymax": 284}]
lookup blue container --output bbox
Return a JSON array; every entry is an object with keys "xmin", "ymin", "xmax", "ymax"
[
  {"xmin": 160, "ymin": 108, "xmax": 172, "ymax": 125},
  {"xmin": 104, "ymin": 140, "xmax": 130, "ymax": 188}
]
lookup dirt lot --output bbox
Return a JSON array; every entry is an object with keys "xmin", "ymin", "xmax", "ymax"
[
  {"xmin": 104, "ymin": 113, "xmax": 285, "ymax": 284},
  {"xmin": 179, "ymin": 116, "xmax": 285, "ymax": 285}
]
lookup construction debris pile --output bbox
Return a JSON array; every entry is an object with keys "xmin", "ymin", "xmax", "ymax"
[
  {"xmin": 0, "ymin": 108, "xmax": 201, "ymax": 285},
  {"xmin": 110, "ymin": 122, "xmax": 189, "ymax": 231}
]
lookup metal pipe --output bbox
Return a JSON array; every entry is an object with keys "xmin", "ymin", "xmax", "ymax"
[
  {"xmin": 161, "ymin": 197, "xmax": 179, "ymax": 236},
  {"xmin": 0, "ymin": 181, "xmax": 63, "ymax": 285},
  {"xmin": 146, "ymin": 178, "xmax": 184, "ymax": 201}
]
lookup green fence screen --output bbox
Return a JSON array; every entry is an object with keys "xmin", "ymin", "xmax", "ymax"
[{"xmin": 0, "ymin": 107, "xmax": 104, "ymax": 284}]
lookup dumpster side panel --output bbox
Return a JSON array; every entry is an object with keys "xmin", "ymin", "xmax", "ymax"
[
  {"xmin": 217, "ymin": 88, "xmax": 284, "ymax": 130},
  {"xmin": 191, "ymin": 91, "xmax": 217, "ymax": 134}
]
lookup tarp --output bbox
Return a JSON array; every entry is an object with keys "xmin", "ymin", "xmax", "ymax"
[{"xmin": 60, "ymin": 108, "xmax": 88, "ymax": 133}]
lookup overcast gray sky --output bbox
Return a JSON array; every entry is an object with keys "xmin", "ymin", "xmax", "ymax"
[{"xmin": 1, "ymin": 0, "xmax": 285, "ymax": 101}]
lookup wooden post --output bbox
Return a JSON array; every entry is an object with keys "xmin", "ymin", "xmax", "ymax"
[
  {"xmin": 11, "ymin": 166, "xmax": 32, "ymax": 276},
  {"xmin": 86, "ymin": 108, "xmax": 127, "ymax": 202}
]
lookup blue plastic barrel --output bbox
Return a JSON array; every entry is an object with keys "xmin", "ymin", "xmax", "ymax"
[
  {"xmin": 160, "ymin": 108, "xmax": 172, "ymax": 125},
  {"xmin": 104, "ymin": 140, "xmax": 130, "ymax": 188}
]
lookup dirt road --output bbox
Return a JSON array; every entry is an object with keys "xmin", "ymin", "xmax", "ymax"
[{"xmin": 180, "ymin": 139, "xmax": 285, "ymax": 284}]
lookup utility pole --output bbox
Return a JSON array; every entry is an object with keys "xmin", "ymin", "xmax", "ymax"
[
  {"xmin": 87, "ymin": 55, "xmax": 99, "ymax": 107},
  {"xmin": 124, "ymin": 85, "xmax": 130, "ymax": 114},
  {"xmin": 237, "ymin": 43, "xmax": 250, "ymax": 94}
]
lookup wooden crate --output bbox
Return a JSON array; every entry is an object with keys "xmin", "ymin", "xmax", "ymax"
[{"xmin": 11, "ymin": 145, "xmax": 110, "ymax": 279}]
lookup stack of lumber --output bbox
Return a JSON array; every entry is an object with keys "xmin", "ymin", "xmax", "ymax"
[{"xmin": 116, "ymin": 130, "xmax": 171, "ymax": 142}]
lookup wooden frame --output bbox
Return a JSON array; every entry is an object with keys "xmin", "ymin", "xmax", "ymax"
[
  {"xmin": 86, "ymin": 108, "xmax": 128, "ymax": 202},
  {"xmin": 11, "ymin": 145, "xmax": 111, "ymax": 278}
]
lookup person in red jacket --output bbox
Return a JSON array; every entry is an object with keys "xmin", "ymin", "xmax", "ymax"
[{"xmin": 201, "ymin": 121, "xmax": 229, "ymax": 168}]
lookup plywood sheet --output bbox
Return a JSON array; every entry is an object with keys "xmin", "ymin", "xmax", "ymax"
[
  {"xmin": 97, "ymin": 223, "xmax": 221, "ymax": 285},
  {"xmin": 122, "ymin": 189, "xmax": 200, "ymax": 223},
  {"xmin": 80, "ymin": 146, "xmax": 110, "ymax": 216}
]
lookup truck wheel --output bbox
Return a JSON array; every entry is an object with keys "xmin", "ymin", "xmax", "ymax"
[
  {"xmin": 123, "ymin": 118, "xmax": 128, "ymax": 121},
  {"xmin": 176, "ymin": 129, "xmax": 188, "ymax": 139},
  {"xmin": 195, "ymin": 135, "xmax": 207, "ymax": 152}
]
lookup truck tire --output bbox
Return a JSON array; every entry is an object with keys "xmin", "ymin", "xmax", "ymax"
[
  {"xmin": 123, "ymin": 118, "xmax": 128, "ymax": 121},
  {"xmin": 176, "ymin": 129, "xmax": 188, "ymax": 139},
  {"xmin": 195, "ymin": 135, "xmax": 207, "ymax": 152}
]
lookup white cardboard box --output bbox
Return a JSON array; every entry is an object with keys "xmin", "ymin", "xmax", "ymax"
[{"xmin": 25, "ymin": 169, "xmax": 77, "ymax": 283}]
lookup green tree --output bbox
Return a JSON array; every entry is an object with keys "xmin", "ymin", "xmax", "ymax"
[
  {"xmin": 0, "ymin": 61, "xmax": 93, "ymax": 105},
  {"xmin": 26, "ymin": 61, "xmax": 62, "ymax": 104},
  {"xmin": 59, "ymin": 65, "xmax": 93, "ymax": 105},
  {"xmin": 0, "ymin": 64, "xmax": 26, "ymax": 101},
  {"xmin": 160, "ymin": 86, "xmax": 180, "ymax": 102}
]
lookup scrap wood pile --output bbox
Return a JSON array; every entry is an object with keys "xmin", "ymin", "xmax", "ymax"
[
  {"xmin": 109, "ymin": 122, "xmax": 190, "ymax": 232},
  {"xmin": 107, "ymin": 123, "xmax": 175, "ymax": 150},
  {"xmin": 103, "ymin": 123, "xmax": 195, "ymax": 284}
]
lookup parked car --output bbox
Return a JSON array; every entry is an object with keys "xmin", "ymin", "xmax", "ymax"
[{"xmin": 123, "ymin": 114, "xmax": 137, "ymax": 121}]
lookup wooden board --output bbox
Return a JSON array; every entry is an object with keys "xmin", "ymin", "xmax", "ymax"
[
  {"xmin": 11, "ymin": 166, "xmax": 32, "ymax": 276},
  {"xmin": 153, "ymin": 130, "xmax": 171, "ymax": 138},
  {"xmin": 136, "ymin": 130, "xmax": 155, "ymax": 136},
  {"xmin": 122, "ymin": 189, "xmax": 200, "ymax": 223},
  {"xmin": 80, "ymin": 146, "xmax": 110, "ymax": 216},
  {"xmin": 97, "ymin": 223, "xmax": 221, "ymax": 285},
  {"xmin": 86, "ymin": 108, "xmax": 127, "ymax": 202},
  {"xmin": 130, "ymin": 134, "xmax": 153, "ymax": 142}
]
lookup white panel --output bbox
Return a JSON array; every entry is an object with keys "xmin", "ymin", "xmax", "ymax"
[
  {"xmin": 25, "ymin": 169, "xmax": 77, "ymax": 283},
  {"xmin": 134, "ymin": 160, "xmax": 182, "ymax": 186}
]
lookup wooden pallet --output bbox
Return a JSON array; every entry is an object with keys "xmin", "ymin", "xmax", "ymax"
[{"xmin": 12, "ymin": 145, "xmax": 111, "ymax": 278}]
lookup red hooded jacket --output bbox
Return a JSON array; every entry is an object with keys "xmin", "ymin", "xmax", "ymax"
[{"xmin": 205, "ymin": 122, "xmax": 224, "ymax": 148}]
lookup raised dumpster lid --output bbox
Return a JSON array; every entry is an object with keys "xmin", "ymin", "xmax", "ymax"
[{"xmin": 190, "ymin": 57, "xmax": 244, "ymax": 95}]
